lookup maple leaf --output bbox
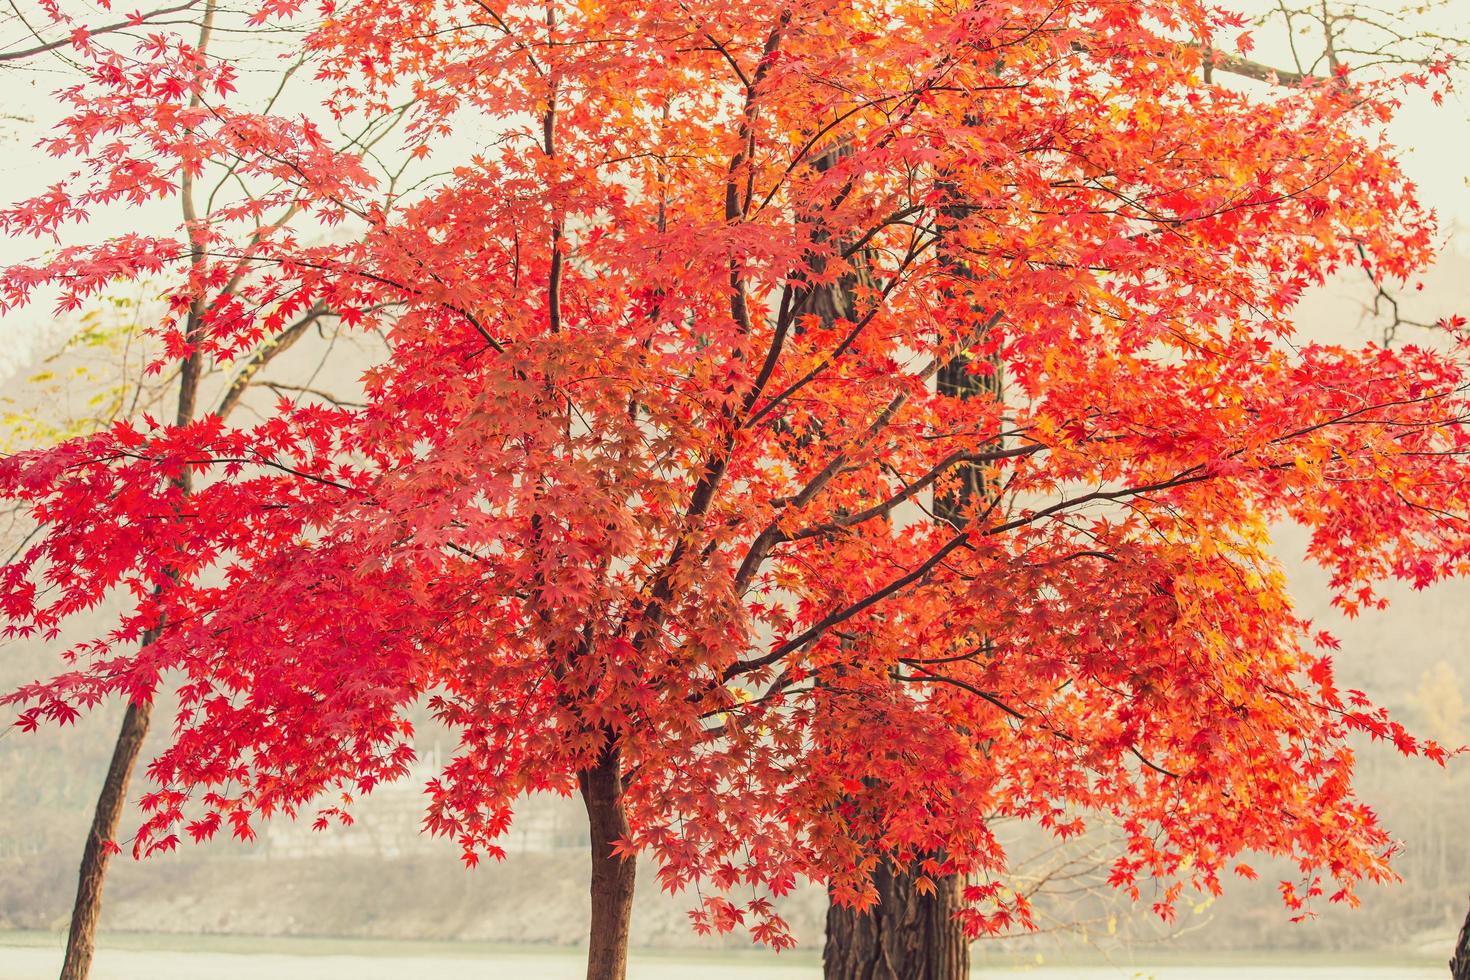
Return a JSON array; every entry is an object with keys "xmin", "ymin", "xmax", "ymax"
[{"xmin": 2, "ymin": 1, "xmax": 1468, "ymax": 976}]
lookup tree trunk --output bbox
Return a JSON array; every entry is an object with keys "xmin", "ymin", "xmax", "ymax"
[
  {"xmin": 807, "ymin": 130, "xmax": 990, "ymax": 980},
  {"xmin": 578, "ymin": 746, "xmax": 636, "ymax": 980},
  {"xmin": 1451, "ymin": 897, "xmax": 1470, "ymax": 980},
  {"xmin": 824, "ymin": 859, "xmax": 969, "ymax": 980},
  {"xmin": 59, "ymin": 699, "xmax": 152, "ymax": 980}
]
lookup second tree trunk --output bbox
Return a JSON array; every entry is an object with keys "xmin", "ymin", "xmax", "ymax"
[
  {"xmin": 824, "ymin": 859, "xmax": 969, "ymax": 980},
  {"xmin": 1452, "ymin": 897, "xmax": 1470, "ymax": 980}
]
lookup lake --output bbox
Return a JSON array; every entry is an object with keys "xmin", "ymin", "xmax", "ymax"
[{"xmin": 0, "ymin": 934, "xmax": 1447, "ymax": 979}]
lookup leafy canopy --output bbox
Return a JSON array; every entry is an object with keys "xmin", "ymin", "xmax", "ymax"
[{"xmin": 2, "ymin": 0, "xmax": 1468, "ymax": 945}]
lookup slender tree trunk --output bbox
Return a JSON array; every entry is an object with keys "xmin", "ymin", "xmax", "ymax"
[
  {"xmin": 58, "ymin": 3, "xmax": 218, "ymax": 973},
  {"xmin": 824, "ymin": 860, "xmax": 969, "ymax": 980},
  {"xmin": 1451, "ymin": 897, "xmax": 1470, "ymax": 980},
  {"xmin": 59, "ymin": 699, "xmax": 152, "ymax": 980},
  {"xmin": 578, "ymin": 746, "xmax": 636, "ymax": 980},
  {"xmin": 61, "ymin": 440, "xmax": 191, "ymax": 980}
]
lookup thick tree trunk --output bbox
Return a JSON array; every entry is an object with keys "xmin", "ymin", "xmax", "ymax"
[
  {"xmin": 1451, "ymin": 897, "xmax": 1470, "ymax": 980},
  {"xmin": 578, "ymin": 746, "xmax": 637, "ymax": 980},
  {"xmin": 808, "ymin": 130, "xmax": 988, "ymax": 980},
  {"xmin": 59, "ymin": 699, "xmax": 152, "ymax": 980},
  {"xmin": 822, "ymin": 302, "xmax": 997, "ymax": 980},
  {"xmin": 824, "ymin": 859, "xmax": 969, "ymax": 980}
]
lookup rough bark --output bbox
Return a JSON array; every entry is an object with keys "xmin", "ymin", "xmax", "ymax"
[
  {"xmin": 59, "ymin": 699, "xmax": 153, "ymax": 980},
  {"xmin": 1452, "ymin": 897, "xmax": 1470, "ymax": 980},
  {"xmin": 824, "ymin": 860, "xmax": 970, "ymax": 980},
  {"xmin": 578, "ymin": 746, "xmax": 637, "ymax": 980}
]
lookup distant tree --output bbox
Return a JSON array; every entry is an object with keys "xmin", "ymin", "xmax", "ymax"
[{"xmin": 2, "ymin": 4, "xmax": 1470, "ymax": 980}]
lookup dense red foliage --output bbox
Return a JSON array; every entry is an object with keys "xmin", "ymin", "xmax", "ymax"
[{"xmin": 3, "ymin": 0, "xmax": 1469, "ymax": 950}]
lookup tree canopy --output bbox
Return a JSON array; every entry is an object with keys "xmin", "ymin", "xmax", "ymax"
[{"xmin": 2, "ymin": 0, "xmax": 1468, "ymax": 970}]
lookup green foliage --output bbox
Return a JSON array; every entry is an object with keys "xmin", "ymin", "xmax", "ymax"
[{"xmin": 1, "ymin": 288, "xmax": 164, "ymax": 451}]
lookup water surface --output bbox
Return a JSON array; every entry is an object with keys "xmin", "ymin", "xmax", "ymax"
[{"xmin": 0, "ymin": 933, "xmax": 1444, "ymax": 979}]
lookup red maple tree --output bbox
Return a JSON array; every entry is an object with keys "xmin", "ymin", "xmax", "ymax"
[{"xmin": 3, "ymin": 2, "xmax": 1468, "ymax": 978}]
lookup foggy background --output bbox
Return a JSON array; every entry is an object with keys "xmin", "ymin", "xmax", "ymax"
[{"xmin": 2, "ymin": 1, "xmax": 1470, "ymax": 975}]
